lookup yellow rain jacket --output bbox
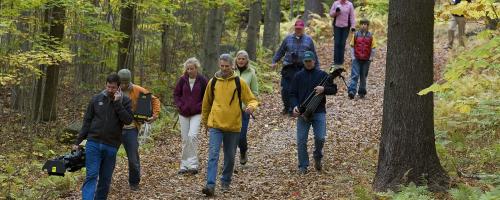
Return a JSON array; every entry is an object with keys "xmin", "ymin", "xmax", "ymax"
[{"xmin": 201, "ymin": 71, "xmax": 259, "ymax": 133}]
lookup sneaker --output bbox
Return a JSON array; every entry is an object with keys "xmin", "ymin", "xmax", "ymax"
[
  {"xmin": 202, "ymin": 186, "xmax": 215, "ymax": 197},
  {"xmin": 240, "ymin": 152, "xmax": 247, "ymax": 165},
  {"xmin": 220, "ymin": 183, "xmax": 230, "ymax": 192},
  {"xmin": 298, "ymin": 168, "xmax": 308, "ymax": 175},
  {"xmin": 348, "ymin": 93, "xmax": 355, "ymax": 99},
  {"xmin": 314, "ymin": 159, "xmax": 322, "ymax": 171},
  {"xmin": 178, "ymin": 168, "xmax": 188, "ymax": 175},
  {"xmin": 130, "ymin": 184, "xmax": 140, "ymax": 191},
  {"xmin": 187, "ymin": 169, "xmax": 198, "ymax": 175}
]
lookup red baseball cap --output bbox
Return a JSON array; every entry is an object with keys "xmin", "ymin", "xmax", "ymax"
[{"xmin": 294, "ymin": 19, "xmax": 305, "ymax": 29}]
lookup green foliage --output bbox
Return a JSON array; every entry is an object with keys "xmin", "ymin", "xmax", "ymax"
[
  {"xmin": 437, "ymin": 0, "xmax": 499, "ymax": 21},
  {"xmin": 353, "ymin": 185, "xmax": 373, "ymax": 200},
  {"xmin": 378, "ymin": 183, "xmax": 435, "ymax": 200},
  {"xmin": 450, "ymin": 184, "xmax": 500, "ymax": 200}
]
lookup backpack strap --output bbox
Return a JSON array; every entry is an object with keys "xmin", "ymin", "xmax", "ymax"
[
  {"xmin": 210, "ymin": 77, "xmax": 242, "ymax": 111},
  {"xmin": 235, "ymin": 77, "xmax": 242, "ymax": 111}
]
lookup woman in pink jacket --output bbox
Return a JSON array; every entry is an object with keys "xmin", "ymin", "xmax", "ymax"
[{"xmin": 330, "ymin": 0, "xmax": 356, "ymax": 67}]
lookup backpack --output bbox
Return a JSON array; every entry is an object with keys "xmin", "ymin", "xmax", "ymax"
[{"xmin": 210, "ymin": 77, "xmax": 242, "ymax": 112}]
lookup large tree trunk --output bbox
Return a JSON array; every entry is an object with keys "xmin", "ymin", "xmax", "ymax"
[
  {"xmin": 263, "ymin": 0, "xmax": 280, "ymax": 52},
  {"xmin": 117, "ymin": 0, "xmax": 135, "ymax": 77},
  {"xmin": 33, "ymin": 1, "xmax": 66, "ymax": 122},
  {"xmin": 303, "ymin": 0, "xmax": 324, "ymax": 24},
  {"xmin": 246, "ymin": 0, "xmax": 262, "ymax": 61},
  {"xmin": 201, "ymin": 6, "xmax": 225, "ymax": 77},
  {"xmin": 373, "ymin": 0, "xmax": 449, "ymax": 192}
]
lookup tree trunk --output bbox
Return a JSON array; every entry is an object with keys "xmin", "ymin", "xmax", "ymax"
[
  {"xmin": 263, "ymin": 0, "xmax": 281, "ymax": 51},
  {"xmin": 117, "ymin": 0, "xmax": 135, "ymax": 77},
  {"xmin": 33, "ymin": 1, "xmax": 66, "ymax": 122},
  {"xmin": 303, "ymin": 0, "xmax": 324, "ymax": 24},
  {"xmin": 290, "ymin": 0, "xmax": 294, "ymax": 19},
  {"xmin": 373, "ymin": 0, "xmax": 449, "ymax": 192},
  {"xmin": 246, "ymin": 0, "xmax": 262, "ymax": 61},
  {"xmin": 201, "ymin": 6, "xmax": 225, "ymax": 77},
  {"xmin": 160, "ymin": 24, "xmax": 169, "ymax": 72}
]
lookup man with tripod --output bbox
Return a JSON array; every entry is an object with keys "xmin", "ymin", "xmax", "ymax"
[{"xmin": 290, "ymin": 51, "xmax": 337, "ymax": 174}]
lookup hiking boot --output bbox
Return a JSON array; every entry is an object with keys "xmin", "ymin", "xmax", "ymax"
[
  {"xmin": 187, "ymin": 169, "xmax": 198, "ymax": 175},
  {"xmin": 348, "ymin": 93, "xmax": 355, "ymax": 99},
  {"xmin": 202, "ymin": 186, "xmax": 215, "ymax": 197},
  {"xmin": 130, "ymin": 184, "xmax": 140, "ymax": 191},
  {"xmin": 298, "ymin": 168, "xmax": 308, "ymax": 175},
  {"xmin": 178, "ymin": 168, "xmax": 188, "ymax": 175},
  {"xmin": 240, "ymin": 152, "xmax": 247, "ymax": 165},
  {"xmin": 220, "ymin": 183, "xmax": 230, "ymax": 192},
  {"xmin": 314, "ymin": 159, "xmax": 322, "ymax": 171}
]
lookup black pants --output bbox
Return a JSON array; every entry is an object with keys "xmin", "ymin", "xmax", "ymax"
[{"xmin": 281, "ymin": 63, "xmax": 303, "ymax": 113}]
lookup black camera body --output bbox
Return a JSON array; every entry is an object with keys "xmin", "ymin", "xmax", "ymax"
[
  {"xmin": 134, "ymin": 92, "xmax": 153, "ymax": 122},
  {"xmin": 42, "ymin": 148, "xmax": 85, "ymax": 176}
]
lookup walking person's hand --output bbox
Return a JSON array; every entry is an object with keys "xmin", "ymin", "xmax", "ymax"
[
  {"xmin": 113, "ymin": 89, "xmax": 122, "ymax": 101},
  {"xmin": 292, "ymin": 106, "xmax": 300, "ymax": 117},
  {"xmin": 271, "ymin": 63, "xmax": 278, "ymax": 69},
  {"xmin": 314, "ymin": 86, "xmax": 325, "ymax": 95},
  {"xmin": 245, "ymin": 107, "xmax": 255, "ymax": 115}
]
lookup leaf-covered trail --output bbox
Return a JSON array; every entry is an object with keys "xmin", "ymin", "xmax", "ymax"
[{"xmin": 66, "ymin": 41, "xmax": 386, "ymax": 199}]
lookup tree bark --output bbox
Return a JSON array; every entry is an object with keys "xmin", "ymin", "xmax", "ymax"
[
  {"xmin": 263, "ymin": 0, "xmax": 280, "ymax": 51},
  {"xmin": 373, "ymin": 0, "xmax": 449, "ymax": 192},
  {"xmin": 246, "ymin": 0, "xmax": 262, "ymax": 61},
  {"xmin": 201, "ymin": 6, "xmax": 225, "ymax": 77},
  {"xmin": 303, "ymin": 0, "xmax": 324, "ymax": 24},
  {"xmin": 117, "ymin": 0, "xmax": 135, "ymax": 77},
  {"xmin": 160, "ymin": 24, "xmax": 169, "ymax": 72},
  {"xmin": 34, "ymin": 1, "xmax": 66, "ymax": 122}
]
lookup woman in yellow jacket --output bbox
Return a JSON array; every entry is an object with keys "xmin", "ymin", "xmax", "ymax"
[{"xmin": 201, "ymin": 54, "xmax": 259, "ymax": 197}]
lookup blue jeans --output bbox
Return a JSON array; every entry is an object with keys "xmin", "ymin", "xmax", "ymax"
[
  {"xmin": 238, "ymin": 112, "xmax": 250, "ymax": 153},
  {"xmin": 296, "ymin": 113, "xmax": 327, "ymax": 169},
  {"xmin": 206, "ymin": 128, "xmax": 240, "ymax": 188},
  {"xmin": 333, "ymin": 26, "xmax": 350, "ymax": 65},
  {"xmin": 122, "ymin": 128, "xmax": 140, "ymax": 186},
  {"xmin": 348, "ymin": 59, "xmax": 371, "ymax": 96},
  {"xmin": 82, "ymin": 140, "xmax": 118, "ymax": 200}
]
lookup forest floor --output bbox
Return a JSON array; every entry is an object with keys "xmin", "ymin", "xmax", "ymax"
[
  {"xmin": 60, "ymin": 23, "xmax": 467, "ymax": 200},
  {"xmin": 59, "ymin": 36, "xmax": 386, "ymax": 200}
]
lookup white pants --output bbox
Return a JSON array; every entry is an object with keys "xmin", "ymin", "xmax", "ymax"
[{"xmin": 179, "ymin": 114, "xmax": 201, "ymax": 170}]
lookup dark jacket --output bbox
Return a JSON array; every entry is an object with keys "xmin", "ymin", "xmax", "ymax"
[
  {"xmin": 174, "ymin": 74, "xmax": 208, "ymax": 117},
  {"xmin": 290, "ymin": 68, "xmax": 337, "ymax": 113},
  {"xmin": 75, "ymin": 91, "xmax": 134, "ymax": 148}
]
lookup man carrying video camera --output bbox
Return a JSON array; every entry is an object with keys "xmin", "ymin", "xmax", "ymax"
[
  {"xmin": 272, "ymin": 19, "xmax": 320, "ymax": 116},
  {"xmin": 73, "ymin": 73, "xmax": 134, "ymax": 200},
  {"xmin": 290, "ymin": 51, "xmax": 337, "ymax": 174}
]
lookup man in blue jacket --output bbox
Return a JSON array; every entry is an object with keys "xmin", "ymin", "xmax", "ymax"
[
  {"xmin": 73, "ymin": 73, "xmax": 134, "ymax": 200},
  {"xmin": 290, "ymin": 51, "xmax": 337, "ymax": 174},
  {"xmin": 272, "ymin": 19, "xmax": 320, "ymax": 115}
]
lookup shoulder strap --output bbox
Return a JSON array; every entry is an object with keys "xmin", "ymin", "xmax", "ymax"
[
  {"xmin": 210, "ymin": 78, "xmax": 217, "ymax": 104},
  {"xmin": 235, "ymin": 77, "xmax": 242, "ymax": 111}
]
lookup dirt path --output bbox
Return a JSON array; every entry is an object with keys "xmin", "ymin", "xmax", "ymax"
[{"xmin": 65, "ymin": 40, "xmax": 387, "ymax": 199}]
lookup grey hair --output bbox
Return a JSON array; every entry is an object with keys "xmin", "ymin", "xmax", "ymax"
[
  {"xmin": 183, "ymin": 57, "xmax": 201, "ymax": 70},
  {"xmin": 236, "ymin": 50, "xmax": 249, "ymax": 60},
  {"xmin": 219, "ymin": 54, "xmax": 234, "ymax": 65}
]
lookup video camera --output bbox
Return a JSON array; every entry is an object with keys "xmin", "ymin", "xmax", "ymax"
[
  {"xmin": 42, "ymin": 147, "xmax": 85, "ymax": 176},
  {"xmin": 134, "ymin": 92, "xmax": 153, "ymax": 123}
]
